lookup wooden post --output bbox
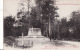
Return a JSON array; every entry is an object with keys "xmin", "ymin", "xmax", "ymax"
[
  {"xmin": 13, "ymin": 43, "xmax": 15, "ymax": 48},
  {"xmin": 49, "ymin": 16, "xmax": 51, "ymax": 37},
  {"xmin": 58, "ymin": 22, "xmax": 60, "ymax": 39},
  {"xmin": 22, "ymin": 33, "xmax": 24, "ymax": 46},
  {"xmin": 32, "ymin": 41, "xmax": 33, "ymax": 47}
]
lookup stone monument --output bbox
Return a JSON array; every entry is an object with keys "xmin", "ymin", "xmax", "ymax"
[
  {"xmin": 28, "ymin": 28, "xmax": 41, "ymax": 35},
  {"xmin": 27, "ymin": 28, "xmax": 44, "ymax": 38},
  {"xmin": 16, "ymin": 28, "xmax": 49, "ymax": 47}
]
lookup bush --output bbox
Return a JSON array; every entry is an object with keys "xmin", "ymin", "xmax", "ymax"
[{"xmin": 4, "ymin": 36, "xmax": 16, "ymax": 46}]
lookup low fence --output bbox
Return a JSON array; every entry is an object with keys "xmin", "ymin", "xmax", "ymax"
[{"xmin": 13, "ymin": 40, "xmax": 33, "ymax": 48}]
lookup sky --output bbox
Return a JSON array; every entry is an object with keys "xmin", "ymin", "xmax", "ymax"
[
  {"xmin": 4, "ymin": 0, "xmax": 80, "ymax": 20},
  {"xmin": 56, "ymin": 0, "xmax": 80, "ymax": 19}
]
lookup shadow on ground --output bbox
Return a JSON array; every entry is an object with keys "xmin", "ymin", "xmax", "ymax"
[{"xmin": 42, "ymin": 39, "xmax": 78, "ymax": 47}]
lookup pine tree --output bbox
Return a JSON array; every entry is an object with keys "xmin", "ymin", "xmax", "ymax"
[{"xmin": 33, "ymin": 0, "xmax": 59, "ymax": 37}]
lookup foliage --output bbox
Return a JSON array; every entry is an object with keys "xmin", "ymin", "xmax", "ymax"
[
  {"xmin": 30, "ymin": 0, "xmax": 58, "ymax": 36},
  {"xmin": 4, "ymin": 16, "xmax": 15, "ymax": 37},
  {"xmin": 68, "ymin": 11, "xmax": 80, "ymax": 39},
  {"xmin": 4, "ymin": 36, "xmax": 16, "ymax": 46}
]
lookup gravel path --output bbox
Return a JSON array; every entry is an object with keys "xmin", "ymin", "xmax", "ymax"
[{"xmin": 4, "ymin": 36, "xmax": 80, "ymax": 50}]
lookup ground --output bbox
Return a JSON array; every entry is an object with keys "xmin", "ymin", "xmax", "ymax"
[{"xmin": 4, "ymin": 36, "xmax": 80, "ymax": 50}]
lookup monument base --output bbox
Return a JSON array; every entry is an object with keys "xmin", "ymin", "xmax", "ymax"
[
  {"xmin": 27, "ymin": 28, "xmax": 42, "ymax": 38},
  {"xmin": 25, "ymin": 35, "xmax": 45, "ymax": 38}
]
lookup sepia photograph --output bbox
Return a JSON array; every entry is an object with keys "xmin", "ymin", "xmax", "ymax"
[{"xmin": 4, "ymin": 0, "xmax": 80, "ymax": 50}]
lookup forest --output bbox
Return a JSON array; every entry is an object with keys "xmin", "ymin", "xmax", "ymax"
[{"xmin": 4, "ymin": 0, "xmax": 80, "ymax": 41}]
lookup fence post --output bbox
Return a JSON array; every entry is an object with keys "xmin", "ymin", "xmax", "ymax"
[{"xmin": 13, "ymin": 43, "xmax": 15, "ymax": 48}]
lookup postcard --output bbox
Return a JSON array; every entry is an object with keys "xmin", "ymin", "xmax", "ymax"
[{"xmin": 3, "ymin": 0, "xmax": 80, "ymax": 50}]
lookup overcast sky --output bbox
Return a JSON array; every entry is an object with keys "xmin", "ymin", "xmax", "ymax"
[{"xmin": 4, "ymin": 0, "xmax": 80, "ymax": 19}]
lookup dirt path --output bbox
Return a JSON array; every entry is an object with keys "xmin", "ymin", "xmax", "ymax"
[{"xmin": 4, "ymin": 37, "xmax": 80, "ymax": 50}]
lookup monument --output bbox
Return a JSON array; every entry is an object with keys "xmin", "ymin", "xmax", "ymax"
[
  {"xmin": 28, "ymin": 28, "xmax": 41, "ymax": 36},
  {"xmin": 16, "ymin": 28, "xmax": 49, "ymax": 47},
  {"xmin": 26, "ymin": 28, "xmax": 44, "ymax": 38}
]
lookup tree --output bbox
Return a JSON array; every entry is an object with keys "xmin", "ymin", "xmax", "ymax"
[
  {"xmin": 4, "ymin": 16, "xmax": 15, "ymax": 37},
  {"xmin": 69, "ymin": 11, "xmax": 80, "ymax": 39},
  {"xmin": 35, "ymin": 0, "xmax": 58, "ymax": 22},
  {"xmin": 16, "ymin": 11, "xmax": 30, "ymax": 36},
  {"xmin": 30, "ymin": 0, "xmax": 58, "ymax": 37}
]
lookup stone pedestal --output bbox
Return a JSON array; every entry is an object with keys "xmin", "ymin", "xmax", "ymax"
[{"xmin": 27, "ymin": 28, "xmax": 42, "ymax": 38}]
